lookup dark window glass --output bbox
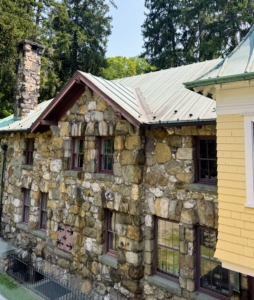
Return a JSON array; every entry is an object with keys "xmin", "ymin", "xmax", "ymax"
[
  {"xmin": 198, "ymin": 228, "xmax": 230, "ymax": 297},
  {"xmin": 197, "ymin": 137, "xmax": 217, "ymax": 184},
  {"xmin": 99, "ymin": 138, "xmax": 114, "ymax": 173},
  {"xmin": 106, "ymin": 211, "xmax": 118, "ymax": 256},
  {"xmin": 155, "ymin": 219, "xmax": 179, "ymax": 279},
  {"xmin": 72, "ymin": 138, "xmax": 84, "ymax": 170},
  {"xmin": 23, "ymin": 189, "xmax": 30, "ymax": 223},
  {"xmin": 24, "ymin": 139, "xmax": 34, "ymax": 165},
  {"xmin": 40, "ymin": 193, "xmax": 48, "ymax": 230}
]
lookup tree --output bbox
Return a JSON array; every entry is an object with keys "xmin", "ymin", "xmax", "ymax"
[
  {"xmin": 100, "ymin": 56, "xmax": 156, "ymax": 80},
  {"xmin": 0, "ymin": 0, "xmax": 37, "ymax": 118},
  {"xmin": 141, "ymin": 0, "xmax": 254, "ymax": 69}
]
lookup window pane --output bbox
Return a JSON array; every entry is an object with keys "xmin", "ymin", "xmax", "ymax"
[
  {"xmin": 78, "ymin": 154, "xmax": 84, "ymax": 168},
  {"xmin": 109, "ymin": 212, "xmax": 114, "ymax": 231},
  {"xmin": 172, "ymin": 223, "xmax": 179, "ymax": 248},
  {"xmin": 199, "ymin": 140, "xmax": 207, "ymax": 158},
  {"xmin": 209, "ymin": 160, "xmax": 217, "ymax": 179},
  {"xmin": 79, "ymin": 140, "xmax": 84, "ymax": 153},
  {"xmin": 207, "ymin": 139, "xmax": 216, "ymax": 158},
  {"xmin": 24, "ymin": 206, "xmax": 29, "ymax": 223},
  {"xmin": 24, "ymin": 191, "xmax": 30, "ymax": 205},
  {"xmin": 28, "ymin": 139, "xmax": 34, "ymax": 151},
  {"xmin": 157, "ymin": 247, "xmax": 179, "ymax": 276},
  {"xmin": 200, "ymin": 160, "xmax": 209, "ymax": 179}
]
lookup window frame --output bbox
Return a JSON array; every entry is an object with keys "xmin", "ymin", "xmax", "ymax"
[
  {"xmin": 196, "ymin": 227, "xmax": 231, "ymax": 300},
  {"xmin": 105, "ymin": 210, "xmax": 118, "ymax": 257},
  {"xmin": 98, "ymin": 137, "xmax": 114, "ymax": 174},
  {"xmin": 244, "ymin": 115, "xmax": 254, "ymax": 207},
  {"xmin": 195, "ymin": 136, "xmax": 217, "ymax": 185},
  {"xmin": 24, "ymin": 138, "xmax": 34, "ymax": 165},
  {"xmin": 71, "ymin": 137, "xmax": 85, "ymax": 171},
  {"xmin": 22, "ymin": 189, "xmax": 31, "ymax": 224},
  {"xmin": 154, "ymin": 217, "xmax": 180, "ymax": 282},
  {"xmin": 40, "ymin": 193, "xmax": 48, "ymax": 230}
]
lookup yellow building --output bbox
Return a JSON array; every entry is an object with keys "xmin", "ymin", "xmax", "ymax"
[{"xmin": 185, "ymin": 26, "xmax": 254, "ymax": 287}]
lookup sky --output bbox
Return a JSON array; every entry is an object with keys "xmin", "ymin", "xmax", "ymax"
[{"xmin": 106, "ymin": 0, "xmax": 147, "ymax": 58}]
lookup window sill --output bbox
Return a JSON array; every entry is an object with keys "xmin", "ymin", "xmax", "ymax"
[
  {"xmin": 21, "ymin": 165, "xmax": 33, "ymax": 170},
  {"xmin": 64, "ymin": 170, "xmax": 82, "ymax": 179},
  {"xmin": 30, "ymin": 229, "xmax": 46, "ymax": 240},
  {"xmin": 98, "ymin": 254, "xmax": 118, "ymax": 269},
  {"xmin": 188, "ymin": 183, "xmax": 217, "ymax": 194},
  {"xmin": 16, "ymin": 224, "xmax": 47, "ymax": 240},
  {"xmin": 52, "ymin": 248, "xmax": 73, "ymax": 261},
  {"xmin": 91, "ymin": 173, "xmax": 115, "ymax": 182},
  {"xmin": 190, "ymin": 291, "xmax": 223, "ymax": 300},
  {"xmin": 146, "ymin": 275, "xmax": 181, "ymax": 296}
]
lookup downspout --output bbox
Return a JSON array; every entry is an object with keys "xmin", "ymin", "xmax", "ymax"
[{"xmin": 0, "ymin": 144, "xmax": 8, "ymax": 237}]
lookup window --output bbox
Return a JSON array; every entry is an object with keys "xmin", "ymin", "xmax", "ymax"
[
  {"xmin": 154, "ymin": 218, "xmax": 179, "ymax": 281},
  {"xmin": 99, "ymin": 138, "xmax": 114, "ymax": 173},
  {"xmin": 22, "ymin": 189, "xmax": 31, "ymax": 223},
  {"xmin": 197, "ymin": 228, "xmax": 230, "ymax": 299},
  {"xmin": 72, "ymin": 138, "xmax": 84, "ymax": 170},
  {"xmin": 196, "ymin": 137, "xmax": 217, "ymax": 184},
  {"xmin": 24, "ymin": 139, "xmax": 34, "ymax": 165},
  {"xmin": 40, "ymin": 193, "xmax": 48, "ymax": 230},
  {"xmin": 244, "ymin": 116, "xmax": 254, "ymax": 207},
  {"xmin": 105, "ymin": 210, "xmax": 119, "ymax": 257}
]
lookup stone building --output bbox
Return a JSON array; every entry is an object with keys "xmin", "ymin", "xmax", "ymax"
[{"xmin": 0, "ymin": 40, "xmax": 252, "ymax": 299}]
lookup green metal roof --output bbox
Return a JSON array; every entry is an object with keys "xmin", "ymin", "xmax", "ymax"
[{"xmin": 184, "ymin": 25, "xmax": 254, "ymax": 89}]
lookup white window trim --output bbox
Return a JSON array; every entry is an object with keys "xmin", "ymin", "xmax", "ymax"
[{"xmin": 244, "ymin": 115, "xmax": 254, "ymax": 207}]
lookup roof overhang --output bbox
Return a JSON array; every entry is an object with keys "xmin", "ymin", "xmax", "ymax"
[{"xmin": 184, "ymin": 72, "xmax": 254, "ymax": 91}]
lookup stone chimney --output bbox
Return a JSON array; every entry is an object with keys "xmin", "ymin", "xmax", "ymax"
[{"xmin": 14, "ymin": 40, "xmax": 45, "ymax": 119}]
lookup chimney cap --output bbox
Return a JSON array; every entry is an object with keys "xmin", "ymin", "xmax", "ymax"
[{"xmin": 17, "ymin": 40, "xmax": 45, "ymax": 54}]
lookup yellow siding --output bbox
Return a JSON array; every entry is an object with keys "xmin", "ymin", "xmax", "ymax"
[{"xmin": 215, "ymin": 114, "xmax": 254, "ymax": 273}]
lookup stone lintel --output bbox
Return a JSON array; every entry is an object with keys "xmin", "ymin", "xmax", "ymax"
[
  {"xmin": 64, "ymin": 170, "xmax": 82, "ymax": 179},
  {"xmin": 146, "ymin": 275, "xmax": 181, "ymax": 296},
  {"xmin": 98, "ymin": 254, "xmax": 118, "ymax": 269}
]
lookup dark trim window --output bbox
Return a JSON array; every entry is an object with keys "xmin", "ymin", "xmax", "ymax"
[
  {"xmin": 196, "ymin": 136, "xmax": 217, "ymax": 184},
  {"xmin": 105, "ymin": 210, "xmax": 118, "ymax": 257},
  {"xmin": 22, "ymin": 189, "xmax": 31, "ymax": 223},
  {"xmin": 99, "ymin": 137, "xmax": 114, "ymax": 173},
  {"xmin": 197, "ymin": 228, "xmax": 230, "ymax": 299},
  {"xmin": 72, "ymin": 138, "xmax": 84, "ymax": 170},
  {"xmin": 24, "ymin": 139, "xmax": 34, "ymax": 165},
  {"xmin": 154, "ymin": 218, "xmax": 179, "ymax": 281},
  {"xmin": 40, "ymin": 193, "xmax": 48, "ymax": 230}
]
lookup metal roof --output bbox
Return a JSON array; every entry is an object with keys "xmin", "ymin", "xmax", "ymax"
[
  {"xmin": 185, "ymin": 25, "xmax": 254, "ymax": 88},
  {"xmin": 114, "ymin": 59, "xmax": 221, "ymax": 124},
  {"xmin": 0, "ymin": 59, "xmax": 222, "ymax": 133},
  {"xmin": 0, "ymin": 100, "xmax": 53, "ymax": 133}
]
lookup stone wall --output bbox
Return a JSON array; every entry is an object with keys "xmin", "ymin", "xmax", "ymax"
[{"xmin": 0, "ymin": 88, "xmax": 250, "ymax": 299}]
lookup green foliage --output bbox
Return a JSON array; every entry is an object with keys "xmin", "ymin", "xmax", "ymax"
[
  {"xmin": 101, "ymin": 56, "xmax": 156, "ymax": 80},
  {"xmin": 0, "ymin": 0, "xmax": 114, "ymax": 116},
  {"xmin": 0, "ymin": 273, "xmax": 18, "ymax": 290},
  {"xmin": 142, "ymin": 0, "xmax": 254, "ymax": 69}
]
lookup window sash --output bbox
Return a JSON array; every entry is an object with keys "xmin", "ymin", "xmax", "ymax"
[
  {"xmin": 196, "ymin": 137, "xmax": 217, "ymax": 184},
  {"xmin": 154, "ymin": 218, "xmax": 180, "ymax": 281},
  {"xmin": 40, "ymin": 193, "xmax": 48, "ymax": 230},
  {"xmin": 25, "ymin": 139, "xmax": 34, "ymax": 165},
  {"xmin": 99, "ymin": 138, "xmax": 114, "ymax": 173},
  {"xmin": 106, "ymin": 210, "xmax": 117, "ymax": 256},
  {"xmin": 72, "ymin": 138, "xmax": 84, "ymax": 170},
  {"xmin": 22, "ymin": 189, "xmax": 30, "ymax": 223},
  {"xmin": 197, "ymin": 227, "xmax": 231, "ymax": 299}
]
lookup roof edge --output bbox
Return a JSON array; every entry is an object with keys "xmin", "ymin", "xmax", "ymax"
[
  {"xmin": 184, "ymin": 72, "xmax": 254, "ymax": 89},
  {"xmin": 142, "ymin": 118, "xmax": 216, "ymax": 128}
]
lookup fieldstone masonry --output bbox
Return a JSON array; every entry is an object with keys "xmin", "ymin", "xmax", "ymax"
[
  {"xmin": 0, "ymin": 87, "xmax": 250, "ymax": 299},
  {"xmin": 13, "ymin": 40, "xmax": 45, "ymax": 119}
]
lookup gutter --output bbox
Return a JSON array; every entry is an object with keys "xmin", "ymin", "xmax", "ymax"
[
  {"xmin": 0, "ymin": 129, "xmax": 30, "ymax": 134},
  {"xmin": 141, "ymin": 119, "xmax": 216, "ymax": 128},
  {"xmin": 184, "ymin": 72, "xmax": 254, "ymax": 89},
  {"xmin": 0, "ymin": 144, "xmax": 8, "ymax": 237}
]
